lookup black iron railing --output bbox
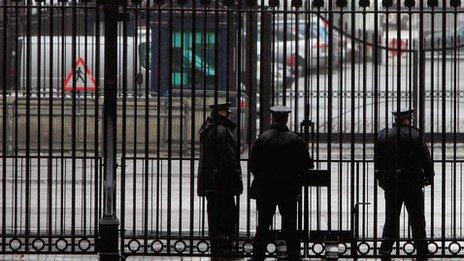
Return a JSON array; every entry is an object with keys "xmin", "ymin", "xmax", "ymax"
[{"xmin": 1, "ymin": 0, "xmax": 464, "ymax": 258}]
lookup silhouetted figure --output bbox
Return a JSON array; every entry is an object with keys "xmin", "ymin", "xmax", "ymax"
[
  {"xmin": 375, "ymin": 108, "xmax": 434, "ymax": 259},
  {"xmin": 197, "ymin": 102, "xmax": 243, "ymax": 256},
  {"xmin": 75, "ymin": 67, "xmax": 86, "ymax": 83},
  {"xmin": 249, "ymin": 106, "xmax": 314, "ymax": 261}
]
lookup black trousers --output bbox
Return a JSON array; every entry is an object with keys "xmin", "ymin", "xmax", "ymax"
[
  {"xmin": 253, "ymin": 196, "xmax": 299, "ymax": 261},
  {"xmin": 206, "ymin": 194, "xmax": 237, "ymax": 254},
  {"xmin": 381, "ymin": 184, "xmax": 427, "ymax": 253}
]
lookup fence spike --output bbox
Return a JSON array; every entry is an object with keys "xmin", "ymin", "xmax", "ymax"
[
  {"xmin": 336, "ymin": 0, "xmax": 347, "ymax": 8},
  {"xmin": 223, "ymin": 0, "xmax": 235, "ymax": 6},
  {"xmin": 292, "ymin": 0, "xmax": 303, "ymax": 8},
  {"xmin": 382, "ymin": 0, "xmax": 393, "ymax": 8},
  {"xmin": 427, "ymin": 0, "xmax": 438, "ymax": 7},
  {"xmin": 269, "ymin": 0, "xmax": 280, "ymax": 7},
  {"xmin": 312, "ymin": 0, "xmax": 324, "ymax": 8},
  {"xmin": 200, "ymin": 0, "xmax": 211, "ymax": 6},
  {"xmin": 359, "ymin": 0, "xmax": 370, "ymax": 8},
  {"xmin": 450, "ymin": 0, "xmax": 461, "ymax": 8},
  {"xmin": 404, "ymin": 0, "xmax": 415, "ymax": 8}
]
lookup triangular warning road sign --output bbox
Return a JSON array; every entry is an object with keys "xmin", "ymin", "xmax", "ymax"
[{"xmin": 64, "ymin": 57, "xmax": 96, "ymax": 92}]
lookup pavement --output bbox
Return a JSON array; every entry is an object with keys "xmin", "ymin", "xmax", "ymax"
[{"xmin": 0, "ymin": 255, "xmax": 459, "ymax": 260}]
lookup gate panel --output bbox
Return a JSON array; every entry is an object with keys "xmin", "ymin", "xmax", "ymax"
[
  {"xmin": 2, "ymin": 0, "xmax": 464, "ymax": 258},
  {"xmin": 0, "ymin": 0, "xmax": 102, "ymax": 254},
  {"xmin": 116, "ymin": 0, "xmax": 464, "ymax": 258}
]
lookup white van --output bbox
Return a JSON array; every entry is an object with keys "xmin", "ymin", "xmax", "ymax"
[{"xmin": 18, "ymin": 31, "xmax": 150, "ymax": 94}]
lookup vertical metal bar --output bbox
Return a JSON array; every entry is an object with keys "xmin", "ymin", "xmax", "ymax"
[
  {"xmin": 418, "ymin": 1, "xmax": 424, "ymax": 133},
  {"xmin": 297, "ymin": 8, "xmax": 302, "ymax": 235},
  {"xmin": 47, "ymin": 2, "xmax": 54, "ymax": 251},
  {"xmin": 155, "ymin": 1, "xmax": 161, "ymax": 239},
  {"xmin": 282, "ymin": 0, "xmax": 288, "ymax": 105},
  {"xmin": 25, "ymin": 0, "xmax": 31, "ymax": 250},
  {"xmin": 178, "ymin": 0, "xmax": 185, "ymax": 239},
  {"xmin": 356, "ymin": 161, "xmax": 360, "ymax": 239},
  {"xmin": 199, "ymin": 2, "xmax": 206, "ymax": 238},
  {"xmin": 373, "ymin": 0, "xmax": 379, "ymax": 253},
  {"xmin": 418, "ymin": 3, "xmax": 426, "ymax": 250},
  {"xmin": 395, "ymin": 0, "xmax": 401, "ymax": 254},
  {"xmin": 315, "ymin": 6, "xmax": 321, "ymax": 166},
  {"xmin": 189, "ymin": 0, "xmax": 197, "ymax": 253},
  {"xmin": 441, "ymin": 2, "xmax": 447, "ymax": 253},
  {"xmin": 13, "ymin": 1, "xmax": 18, "ymax": 237},
  {"xmin": 83, "ymin": 0, "xmax": 90, "ymax": 235},
  {"xmin": 236, "ymin": 0, "xmax": 243, "ymax": 237},
  {"xmin": 167, "ymin": 0, "xmax": 173, "ymax": 253},
  {"xmin": 102, "ymin": 2, "xmax": 118, "ymax": 220},
  {"xmin": 430, "ymin": 4, "xmax": 436, "ymax": 237},
  {"xmin": 245, "ymin": 0, "xmax": 256, "ymax": 239},
  {"xmin": 362, "ymin": 6, "xmax": 367, "ymax": 241},
  {"xmin": 59, "ymin": 1, "xmax": 65, "ymax": 235},
  {"xmin": 1, "ymin": 0, "xmax": 7, "ymax": 253},
  {"xmin": 95, "ymin": 0, "xmax": 101, "ymax": 239},
  {"xmin": 327, "ymin": 0, "xmax": 333, "ymax": 231},
  {"xmin": 71, "ymin": 0, "xmax": 77, "ymax": 251},
  {"xmin": 349, "ymin": 0, "xmax": 356, "ymax": 255},
  {"xmin": 271, "ymin": 7, "xmax": 276, "ymax": 106},
  {"xmin": 413, "ymin": 50, "xmax": 418, "ymax": 125},
  {"xmin": 303, "ymin": 4, "xmax": 310, "ymax": 250},
  {"xmin": 133, "ymin": 2, "xmax": 139, "ymax": 238},
  {"xmin": 120, "ymin": 1, "xmax": 128, "ymax": 254},
  {"xmin": 37, "ymin": 0, "xmax": 42, "ymax": 236},
  {"xmin": 143, "ymin": 0, "xmax": 150, "ymax": 253},
  {"xmin": 315, "ymin": 4, "xmax": 321, "ymax": 231},
  {"xmin": 226, "ymin": 3, "xmax": 231, "ymax": 106},
  {"xmin": 259, "ymin": 12, "xmax": 271, "ymax": 139},
  {"xmin": 294, "ymin": 6, "xmax": 299, "ymax": 134},
  {"xmin": 99, "ymin": 1, "xmax": 121, "ymax": 260},
  {"xmin": 452, "ymin": 5, "xmax": 458, "ymax": 240},
  {"xmin": 214, "ymin": 0, "xmax": 219, "ymax": 106},
  {"xmin": 408, "ymin": 11, "xmax": 413, "ymax": 123},
  {"xmin": 459, "ymin": 42, "xmax": 463, "ymax": 239},
  {"xmin": 338, "ymin": 6, "xmax": 344, "ymax": 233}
]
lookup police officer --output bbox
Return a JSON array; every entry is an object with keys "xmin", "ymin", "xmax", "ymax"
[
  {"xmin": 197, "ymin": 102, "xmax": 243, "ymax": 256},
  {"xmin": 249, "ymin": 106, "xmax": 314, "ymax": 261},
  {"xmin": 374, "ymin": 108, "xmax": 434, "ymax": 258}
]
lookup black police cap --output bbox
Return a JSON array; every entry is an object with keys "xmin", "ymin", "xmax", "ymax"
[
  {"xmin": 270, "ymin": 105, "xmax": 292, "ymax": 114},
  {"xmin": 209, "ymin": 102, "xmax": 232, "ymax": 111},
  {"xmin": 392, "ymin": 108, "xmax": 414, "ymax": 119}
]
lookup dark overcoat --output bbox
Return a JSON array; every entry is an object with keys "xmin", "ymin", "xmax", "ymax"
[
  {"xmin": 197, "ymin": 114, "xmax": 243, "ymax": 196},
  {"xmin": 249, "ymin": 124, "xmax": 314, "ymax": 199},
  {"xmin": 374, "ymin": 124, "xmax": 434, "ymax": 188}
]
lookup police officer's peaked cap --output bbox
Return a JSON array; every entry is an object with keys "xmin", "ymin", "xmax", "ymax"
[
  {"xmin": 209, "ymin": 102, "xmax": 232, "ymax": 110},
  {"xmin": 392, "ymin": 108, "xmax": 414, "ymax": 119},
  {"xmin": 270, "ymin": 105, "xmax": 292, "ymax": 114}
]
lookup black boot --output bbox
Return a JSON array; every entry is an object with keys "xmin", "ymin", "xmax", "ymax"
[{"xmin": 416, "ymin": 246, "xmax": 431, "ymax": 261}]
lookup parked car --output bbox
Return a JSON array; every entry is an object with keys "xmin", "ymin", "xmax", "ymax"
[{"xmin": 255, "ymin": 17, "xmax": 340, "ymax": 76}]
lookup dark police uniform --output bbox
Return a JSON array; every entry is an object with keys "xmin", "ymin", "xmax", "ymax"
[
  {"xmin": 197, "ymin": 103, "xmax": 243, "ymax": 255},
  {"xmin": 374, "ymin": 109, "xmax": 434, "ymax": 256},
  {"xmin": 249, "ymin": 106, "xmax": 314, "ymax": 261}
]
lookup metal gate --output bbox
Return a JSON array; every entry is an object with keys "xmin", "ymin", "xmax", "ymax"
[{"xmin": 1, "ymin": 0, "xmax": 464, "ymax": 258}]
